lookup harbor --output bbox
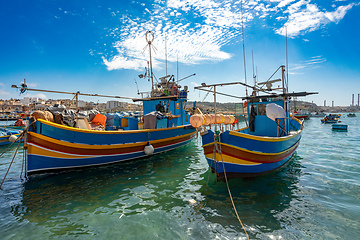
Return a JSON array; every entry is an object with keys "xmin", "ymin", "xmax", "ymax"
[
  {"xmin": 0, "ymin": 116, "xmax": 359, "ymax": 239},
  {"xmin": 1, "ymin": 0, "xmax": 360, "ymax": 239}
]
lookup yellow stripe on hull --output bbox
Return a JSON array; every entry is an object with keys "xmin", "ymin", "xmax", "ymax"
[
  {"xmin": 28, "ymin": 131, "xmax": 195, "ymax": 150},
  {"xmin": 204, "ymin": 152, "xmax": 261, "ymax": 166},
  {"xmin": 27, "ymin": 143, "xmax": 91, "ymax": 159},
  {"xmin": 229, "ymin": 129, "xmax": 301, "ymax": 142}
]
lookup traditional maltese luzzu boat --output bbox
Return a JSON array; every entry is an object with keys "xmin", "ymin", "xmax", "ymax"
[
  {"xmin": 193, "ymin": 65, "xmax": 317, "ymax": 179},
  {"xmin": 12, "ymin": 31, "xmax": 196, "ymax": 176}
]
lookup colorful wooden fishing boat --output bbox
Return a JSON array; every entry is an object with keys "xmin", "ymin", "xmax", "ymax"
[
  {"xmin": 293, "ymin": 109, "xmax": 311, "ymax": 120},
  {"xmin": 12, "ymin": 31, "xmax": 196, "ymax": 175},
  {"xmin": 194, "ymin": 65, "xmax": 317, "ymax": 179},
  {"xmin": 347, "ymin": 113, "xmax": 356, "ymax": 117},
  {"xmin": 321, "ymin": 114, "xmax": 340, "ymax": 123},
  {"xmin": 0, "ymin": 119, "xmax": 26, "ymax": 130},
  {"xmin": 0, "ymin": 128, "xmax": 21, "ymax": 146}
]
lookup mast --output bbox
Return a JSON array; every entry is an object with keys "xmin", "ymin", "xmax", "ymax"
[
  {"xmin": 177, "ymin": 54, "xmax": 179, "ymax": 84},
  {"xmin": 214, "ymin": 86, "xmax": 217, "ymax": 132},
  {"xmin": 240, "ymin": 0, "xmax": 248, "ymax": 97},
  {"xmin": 252, "ymin": 50, "xmax": 256, "ymax": 96},
  {"xmin": 145, "ymin": 31, "xmax": 155, "ymax": 91},
  {"xmin": 285, "ymin": 27, "xmax": 289, "ymax": 94},
  {"xmin": 165, "ymin": 33, "xmax": 167, "ymax": 76}
]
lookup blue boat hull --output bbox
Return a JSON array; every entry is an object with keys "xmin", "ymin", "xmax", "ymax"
[
  {"xmin": 26, "ymin": 119, "xmax": 196, "ymax": 174},
  {"xmin": 202, "ymin": 127, "xmax": 302, "ymax": 178}
]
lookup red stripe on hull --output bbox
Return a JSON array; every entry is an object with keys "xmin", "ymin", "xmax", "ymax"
[
  {"xmin": 203, "ymin": 141, "xmax": 300, "ymax": 163},
  {"xmin": 27, "ymin": 133, "xmax": 195, "ymax": 156}
]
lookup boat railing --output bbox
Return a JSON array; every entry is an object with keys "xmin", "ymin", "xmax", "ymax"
[{"xmin": 275, "ymin": 117, "xmax": 302, "ymax": 137}]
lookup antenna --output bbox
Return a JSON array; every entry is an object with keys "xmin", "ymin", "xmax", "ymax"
[
  {"xmin": 285, "ymin": 27, "xmax": 289, "ymax": 93},
  {"xmin": 177, "ymin": 54, "xmax": 179, "ymax": 84},
  {"xmin": 252, "ymin": 50, "xmax": 256, "ymax": 86},
  {"xmin": 256, "ymin": 66, "xmax": 258, "ymax": 86},
  {"xmin": 165, "ymin": 33, "xmax": 167, "ymax": 76},
  {"xmin": 240, "ymin": 0, "xmax": 248, "ymax": 97}
]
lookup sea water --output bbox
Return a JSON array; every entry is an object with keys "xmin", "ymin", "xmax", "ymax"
[{"xmin": 0, "ymin": 115, "xmax": 359, "ymax": 239}]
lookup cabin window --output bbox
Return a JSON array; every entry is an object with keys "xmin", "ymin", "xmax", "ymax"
[{"xmin": 258, "ymin": 104, "xmax": 266, "ymax": 115}]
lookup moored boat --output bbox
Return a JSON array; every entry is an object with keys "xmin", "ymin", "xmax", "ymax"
[
  {"xmin": 332, "ymin": 124, "xmax": 348, "ymax": 131},
  {"xmin": 347, "ymin": 113, "xmax": 356, "ymax": 117},
  {"xmin": 0, "ymin": 119, "xmax": 26, "ymax": 130},
  {"xmin": 0, "ymin": 128, "xmax": 22, "ymax": 146},
  {"xmin": 311, "ymin": 112, "xmax": 326, "ymax": 118},
  {"xmin": 321, "ymin": 114, "xmax": 340, "ymax": 123},
  {"xmin": 293, "ymin": 108, "xmax": 311, "ymax": 120},
  {"xmin": 11, "ymin": 31, "xmax": 196, "ymax": 176},
  {"xmin": 194, "ymin": 65, "xmax": 317, "ymax": 179}
]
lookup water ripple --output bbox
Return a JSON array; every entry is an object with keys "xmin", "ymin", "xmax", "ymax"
[{"xmin": 0, "ymin": 117, "xmax": 359, "ymax": 239}]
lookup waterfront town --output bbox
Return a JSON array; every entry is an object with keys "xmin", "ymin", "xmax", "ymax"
[
  {"xmin": 0, "ymin": 97, "xmax": 142, "ymax": 119},
  {"xmin": 0, "ymin": 96, "xmax": 359, "ymax": 120}
]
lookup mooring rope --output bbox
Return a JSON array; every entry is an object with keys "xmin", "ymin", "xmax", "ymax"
[
  {"xmin": 0, "ymin": 122, "xmax": 34, "ymax": 189},
  {"xmin": 0, "ymin": 139, "xmax": 22, "ymax": 189},
  {"xmin": 20, "ymin": 144, "xmax": 26, "ymax": 180},
  {"xmin": 214, "ymin": 132, "xmax": 250, "ymax": 240},
  {"xmin": 0, "ymin": 138, "xmax": 19, "ymax": 158}
]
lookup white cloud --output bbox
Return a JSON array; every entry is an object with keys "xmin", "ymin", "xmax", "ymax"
[
  {"xmin": 276, "ymin": 2, "xmax": 355, "ymax": 37},
  {"xmin": 325, "ymin": 4, "xmax": 354, "ymax": 22},
  {"xmin": 277, "ymin": 0, "xmax": 295, "ymax": 8},
  {"xmin": 102, "ymin": 1, "xmax": 238, "ymax": 71},
  {"xmin": 101, "ymin": 0, "xmax": 356, "ymax": 70},
  {"xmin": 36, "ymin": 93, "xmax": 47, "ymax": 99},
  {"xmin": 103, "ymin": 56, "xmax": 145, "ymax": 71},
  {"xmin": 289, "ymin": 55, "xmax": 326, "ymax": 74}
]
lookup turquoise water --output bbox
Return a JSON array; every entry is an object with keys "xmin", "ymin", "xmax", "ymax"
[{"xmin": 0, "ymin": 116, "xmax": 359, "ymax": 239}]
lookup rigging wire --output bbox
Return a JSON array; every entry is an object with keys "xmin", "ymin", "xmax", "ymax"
[{"xmin": 202, "ymin": 86, "xmax": 213, "ymax": 102}]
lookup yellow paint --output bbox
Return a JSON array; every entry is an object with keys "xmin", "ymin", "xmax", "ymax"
[
  {"xmin": 229, "ymin": 129, "xmax": 301, "ymax": 142},
  {"xmin": 27, "ymin": 144, "xmax": 89, "ymax": 159},
  {"xmin": 28, "ymin": 131, "xmax": 195, "ymax": 150},
  {"xmin": 203, "ymin": 140, "xmax": 298, "ymax": 156},
  {"xmin": 205, "ymin": 153, "xmax": 260, "ymax": 165}
]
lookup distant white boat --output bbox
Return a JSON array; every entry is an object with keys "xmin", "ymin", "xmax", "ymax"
[{"xmin": 310, "ymin": 112, "xmax": 325, "ymax": 118}]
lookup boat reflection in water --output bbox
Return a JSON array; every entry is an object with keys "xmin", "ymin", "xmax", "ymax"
[{"xmin": 198, "ymin": 154, "xmax": 304, "ymax": 238}]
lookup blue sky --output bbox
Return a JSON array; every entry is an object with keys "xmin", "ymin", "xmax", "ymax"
[{"xmin": 0, "ymin": 0, "xmax": 359, "ymax": 106}]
